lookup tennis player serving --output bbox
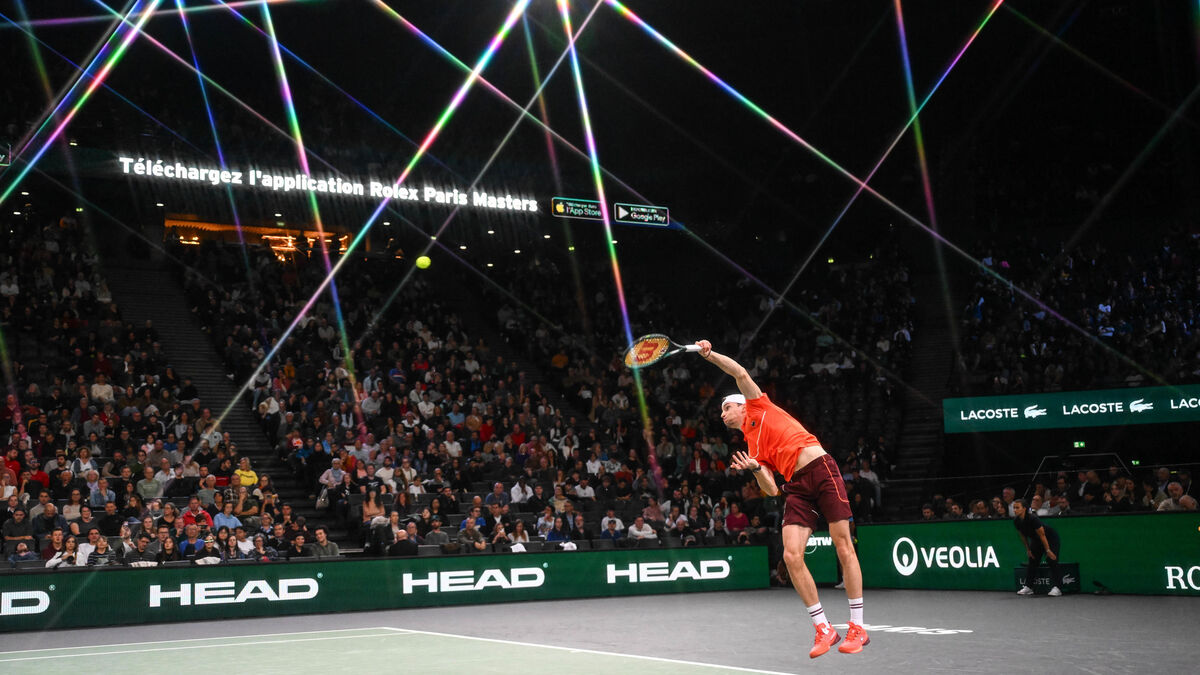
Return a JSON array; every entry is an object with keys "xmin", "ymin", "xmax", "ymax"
[{"xmin": 695, "ymin": 340, "xmax": 868, "ymax": 658}]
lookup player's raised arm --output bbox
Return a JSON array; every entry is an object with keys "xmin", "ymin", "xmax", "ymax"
[{"xmin": 695, "ymin": 340, "xmax": 762, "ymax": 400}]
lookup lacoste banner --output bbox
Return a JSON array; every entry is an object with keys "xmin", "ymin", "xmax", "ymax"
[
  {"xmin": 856, "ymin": 512, "xmax": 1200, "ymax": 595},
  {"xmin": 0, "ymin": 546, "xmax": 765, "ymax": 632},
  {"xmin": 942, "ymin": 384, "xmax": 1200, "ymax": 433}
]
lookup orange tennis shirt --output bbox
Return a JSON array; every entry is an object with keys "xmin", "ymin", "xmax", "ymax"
[{"xmin": 741, "ymin": 393, "xmax": 820, "ymax": 481}]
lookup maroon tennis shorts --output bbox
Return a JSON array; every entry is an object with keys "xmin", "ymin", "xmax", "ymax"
[{"xmin": 781, "ymin": 453, "xmax": 853, "ymax": 529}]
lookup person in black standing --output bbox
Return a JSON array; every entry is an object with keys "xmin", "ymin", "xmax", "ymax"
[{"xmin": 1013, "ymin": 499, "xmax": 1063, "ymax": 597}]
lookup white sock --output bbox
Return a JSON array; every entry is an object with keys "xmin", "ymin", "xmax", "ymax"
[
  {"xmin": 807, "ymin": 603, "xmax": 828, "ymax": 627},
  {"xmin": 849, "ymin": 597, "xmax": 864, "ymax": 625}
]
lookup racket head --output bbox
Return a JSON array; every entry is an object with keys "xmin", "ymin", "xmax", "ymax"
[{"xmin": 623, "ymin": 334, "xmax": 676, "ymax": 369}]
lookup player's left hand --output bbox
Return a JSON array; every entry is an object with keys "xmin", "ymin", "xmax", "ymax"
[
  {"xmin": 695, "ymin": 340, "xmax": 712, "ymax": 359},
  {"xmin": 730, "ymin": 451, "xmax": 759, "ymax": 472},
  {"xmin": 1047, "ymin": 550, "xmax": 1057, "ymax": 561}
]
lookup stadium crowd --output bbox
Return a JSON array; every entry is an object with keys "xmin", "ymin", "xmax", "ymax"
[
  {"xmin": 922, "ymin": 465, "xmax": 1197, "ymax": 522},
  {"xmin": 956, "ymin": 232, "xmax": 1200, "ymax": 395},
  {"xmin": 0, "ymin": 213, "xmax": 331, "ymax": 566},
  {"xmin": 167, "ymin": 230, "xmax": 921, "ymax": 567}
]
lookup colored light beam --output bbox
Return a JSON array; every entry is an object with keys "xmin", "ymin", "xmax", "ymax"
[
  {"xmin": 5, "ymin": 5, "xmax": 122, "ymax": 162},
  {"xmin": 893, "ymin": 0, "xmax": 959, "ymax": 357},
  {"xmin": 0, "ymin": 0, "xmax": 304, "ymax": 30},
  {"xmin": 211, "ymin": 0, "xmax": 464, "ymax": 181},
  {"xmin": 14, "ymin": 0, "xmax": 54, "ymax": 103},
  {"xmin": 354, "ymin": 0, "xmax": 604, "ymax": 343},
  {"xmin": 558, "ymin": 0, "xmax": 654, "ymax": 434},
  {"xmin": 260, "ymin": 0, "xmax": 355, "ymax": 386},
  {"xmin": 212, "ymin": 0, "xmax": 532, "ymax": 430},
  {"xmin": 523, "ymin": 12, "xmax": 590, "ymax": 336},
  {"xmin": 893, "ymin": 0, "xmax": 938, "ymax": 232},
  {"xmin": 84, "ymin": 0, "xmax": 335, "ymax": 184},
  {"xmin": 0, "ymin": 0, "xmax": 161, "ymax": 206},
  {"xmin": 175, "ymin": 0, "xmax": 253, "ymax": 287},
  {"xmin": 607, "ymin": 0, "xmax": 1169, "ymax": 388},
  {"xmin": 521, "ymin": 14, "xmax": 563, "ymax": 193},
  {"xmin": 0, "ymin": 10, "xmax": 209, "ymax": 156},
  {"xmin": 379, "ymin": 0, "xmax": 988, "ymax": 402},
  {"xmin": 376, "ymin": 0, "xmax": 957, "ymax": 413},
  {"xmin": 14, "ymin": 0, "xmax": 93, "ymax": 240},
  {"xmin": 604, "ymin": 0, "xmax": 951, "ymax": 244},
  {"xmin": 735, "ymin": 0, "xmax": 1003, "ymax": 357}
]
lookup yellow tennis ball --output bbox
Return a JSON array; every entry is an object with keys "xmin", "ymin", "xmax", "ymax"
[{"xmin": 415, "ymin": 255, "xmax": 431, "ymax": 269}]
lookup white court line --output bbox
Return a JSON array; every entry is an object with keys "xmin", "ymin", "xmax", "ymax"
[
  {"xmin": 0, "ymin": 625, "xmax": 390, "ymax": 655},
  {"xmin": 0, "ymin": 631, "xmax": 410, "ymax": 663},
  {"xmin": 376, "ymin": 626, "xmax": 797, "ymax": 675}
]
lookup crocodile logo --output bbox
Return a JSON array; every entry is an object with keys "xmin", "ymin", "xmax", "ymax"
[
  {"xmin": 1023, "ymin": 405, "xmax": 1047, "ymax": 419},
  {"xmin": 1129, "ymin": 399, "xmax": 1153, "ymax": 413}
]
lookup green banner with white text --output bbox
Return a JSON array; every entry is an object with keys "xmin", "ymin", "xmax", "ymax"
[
  {"xmin": 855, "ymin": 512, "xmax": 1200, "ymax": 595},
  {"xmin": 0, "ymin": 546, "xmax": 765, "ymax": 632},
  {"xmin": 943, "ymin": 384, "xmax": 1200, "ymax": 433}
]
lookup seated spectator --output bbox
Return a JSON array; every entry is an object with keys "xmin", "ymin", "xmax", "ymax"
[
  {"xmin": 46, "ymin": 535, "xmax": 82, "ymax": 568},
  {"xmin": 510, "ymin": 519, "xmax": 531, "ymax": 543},
  {"xmin": 490, "ymin": 521, "xmax": 512, "ymax": 546},
  {"xmin": 737, "ymin": 515, "xmax": 770, "ymax": 545},
  {"xmin": 234, "ymin": 457, "xmax": 258, "ymax": 488},
  {"xmin": 2, "ymin": 508, "xmax": 34, "ymax": 555},
  {"xmin": 310, "ymin": 526, "xmax": 340, "ymax": 558},
  {"xmin": 40, "ymin": 528, "xmax": 67, "ymax": 560},
  {"xmin": 32, "ymin": 503, "xmax": 68, "ymax": 539},
  {"xmin": 510, "ymin": 477, "xmax": 533, "ymax": 505},
  {"xmin": 458, "ymin": 518, "xmax": 488, "ymax": 552},
  {"xmin": 250, "ymin": 534, "xmax": 279, "ymax": 562},
  {"xmin": 1158, "ymin": 483, "xmax": 1188, "ymax": 511},
  {"xmin": 387, "ymin": 529, "xmax": 419, "ymax": 557},
  {"xmin": 266, "ymin": 523, "xmax": 290, "ymax": 551},
  {"xmin": 221, "ymin": 535, "xmax": 247, "ymax": 562},
  {"xmin": 404, "ymin": 522, "xmax": 423, "ymax": 546},
  {"xmin": 97, "ymin": 501, "xmax": 124, "ymax": 537},
  {"xmin": 574, "ymin": 477, "xmax": 596, "ymax": 501},
  {"xmin": 484, "ymin": 482, "xmax": 511, "ymax": 507},
  {"xmin": 192, "ymin": 536, "xmax": 222, "ymax": 564},
  {"xmin": 178, "ymin": 524, "xmax": 205, "ymax": 558},
  {"xmin": 286, "ymin": 534, "xmax": 312, "ymax": 559},
  {"xmin": 599, "ymin": 508, "xmax": 624, "ymax": 532},
  {"xmin": 87, "ymin": 535, "xmax": 119, "ymax": 567},
  {"xmin": 361, "ymin": 490, "xmax": 385, "ymax": 531},
  {"xmin": 642, "ymin": 496, "xmax": 664, "ymax": 524},
  {"xmin": 213, "ymin": 501, "xmax": 242, "ymax": 531},
  {"xmin": 598, "ymin": 519, "xmax": 623, "ymax": 542},
  {"xmin": 8, "ymin": 541, "xmax": 40, "ymax": 563},
  {"xmin": 724, "ymin": 502, "xmax": 750, "ymax": 536},
  {"xmin": 124, "ymin": 534, "xmax": 157, "ymax": 565},
  {"xmin": 424, "ymin": 517, "xmax": 451, "ymax": 546},
  {"xmin": 627, "ymin": 516, "xmax": 657, "ymax": 541}
]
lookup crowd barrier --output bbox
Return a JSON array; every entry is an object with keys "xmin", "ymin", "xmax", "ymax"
[{"xmin": 0, "ymin": 546, "xmax": 766, "ymax": 632}]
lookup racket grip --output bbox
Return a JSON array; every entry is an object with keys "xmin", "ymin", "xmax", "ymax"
[{"xmin": 683, "ymin": 344, "xmax": 702, "ymax": 352}]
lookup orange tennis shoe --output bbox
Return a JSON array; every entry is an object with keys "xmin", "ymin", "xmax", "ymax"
[
  {"xmin": 809, "ymin": 623, "xmax": 841, "ymax": 658},
  {"xmin": 838, "ymin": 622, "xmax": 870, "ymax": 654}
]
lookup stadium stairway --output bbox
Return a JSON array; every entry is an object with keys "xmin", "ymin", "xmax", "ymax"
[
  {"xmin": 885, "ymin": 274, "xmax": 960, "ymax": 518},
  {"xmin": 101, "ymin": 262, "xmax": 353, "ymax": 548}
]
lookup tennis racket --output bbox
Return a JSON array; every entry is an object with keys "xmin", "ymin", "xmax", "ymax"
[{"xmin": 623, "ymin": 334, "xmax": 701, "ymax": 369}]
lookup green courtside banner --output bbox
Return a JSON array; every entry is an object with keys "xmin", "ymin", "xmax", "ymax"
[
  {"xmin": 943, "ymin": 384, "xmax": 1200, "ymax": 433},
  {"xmin": 0, "ymin": 546, "xmax": 765, "ymax": 632},
  {"xmin": 855, "ymin": 512, "xmax": 1200, "ymax": 595}
]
